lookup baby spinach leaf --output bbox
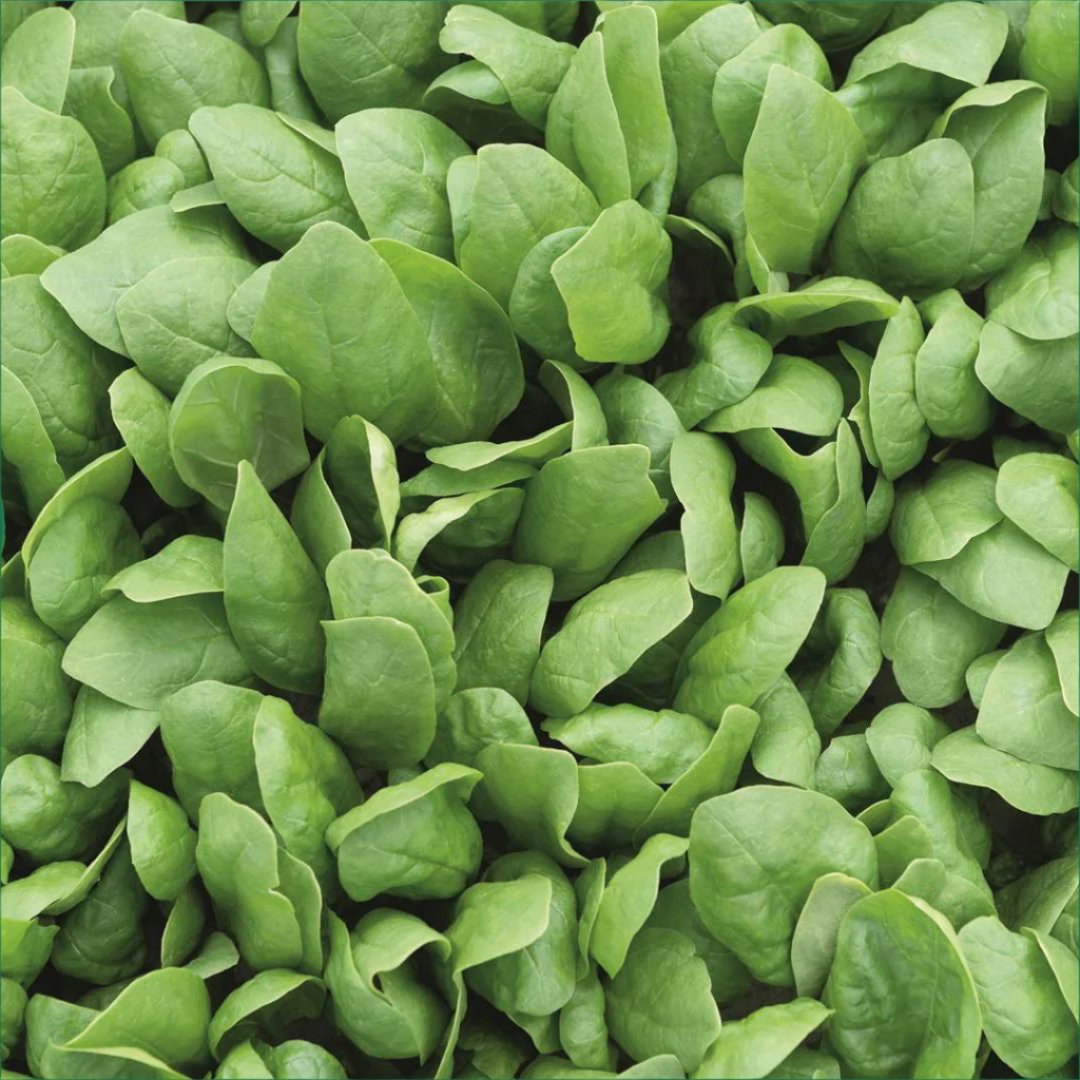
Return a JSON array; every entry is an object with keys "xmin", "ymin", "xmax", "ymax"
[
  {"xmin": 689, "ymin": 785, "xmax": 877, "ymax": 985},
  {"xmin": 825, "ymin": 891, "xmax": 982, "ymax": 1078}
]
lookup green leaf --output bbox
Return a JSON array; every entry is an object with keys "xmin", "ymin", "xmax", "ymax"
[
  {"xmin": 61, "ymin": 687, "xmax": 158, "ymax": 788},
  {"xmin": 251, "ymin": 222, "xmax": 436, "ymax": 443},
  {"xmin": 701, "ymin": 354, "xmax": 844, "ymax": 438},
  {"xmin": 1019, "ymin": 0, "xmax": 1079, "ymax": 124},
  {"xmin": 452, "ymin": 560, "xmax": 553, "ymax": 704},
  {"xmin": 669, "ymin": 432, "xmax": 740, "ymax": 601},
  {"xmin": 541, "ymin": 361, "xmax": 609, "ymax": 451},
  {"xmin": 743, "ymin": 67, "xmax": 864, "ymax": 275},
  {"xmin": 159, "ymin": 681, "xmax": 263, "ymax": 820},
  {"xmin": 190, "ymin": 104, "xmax": 361, "ymax": 253},
  {"xmin": 831, "ymin": 137, "xmax": 975, "ymax": 292},
  {"xmin": 976, "ymin": 630, "xmax": 1077, "ymax": 769},
  {"xmin": 712, "ymin": 24, "xmax": 831, "ymax": 167},
  {"xmin": 169, "ymin": 358, "xmax": 308, "ymax": 511},
  {"xmin": 63, "ymin": 594, "xmax": 252, "ymax": 710},
  {"xmin": 427, "ymin": 689, "xmax": 537, "ymax": 777},
  {"xmin": 469, "ymin": 852, "xmax": 578, "ymax": 1022},
  {"xmin": 514, "ymin": 445, "xmax": 666, "ymax": 602},
  {"xmin": 606, "ymin": 929, "xmax": 719, "ymax": 1072},
  {"xmin": 825, "ymin": 890, "xmax": 981, "ymax": 1078},
  {"xmin": 816, "ymin": 734, "xmax": 888, "ymax": 812},
  {"xmin": 660, "ymin": 5, "xmax": 762, "ymax": 200},
  {"xmin": 790, "ymin": 874, "xmax": 872, "ymax": 999},
  {"xmin": 39, "ymin": 204, "xmax": 245, "ymax": 357},
  {"xmin": 1, "ymin": 7, "xmax": 75, "ymax": 113},
  {"xmin": 114, "ymin": 256, "xmax": 256, "ymax": 396},
  {"xmin": 62, "ymin": 968, "xmax": 210, "ymax": 1074},
  {"xmin": 324, "ymin": 415, "xmax": 400, "ymax": 547},
  {"xmin": 916, "ymin": 518, "xmax": 1069, "ymax": 630},
  {"xmin": 959, "ymin": 915, "xmax": 1078, "ymax": 1076},
  {"xmin": 531, "ymin": 570, "xmax": 692, "ymax": 718},
  {"xmin": 2, "ymin": 274, "xmax": 124, "ymax": 475},
  {"xmin": 450, "ymin": 144, "xmax": 600, "ymax": 308},
  {"xmin": 695, "ymin": 999, "xmax": 832, "ymax": 1079},
  {"xmin": 550, "ymin": 201, "xmax": 672, "ymax": 365},
  {"xmin": 975, "ymin": 320, "xmax": 1078, "ymax": 435},
  {"xmin": 881, "ymin": 568, "xmax": 1004, "ymax": 708},
  {"xmin": 931, "ymin": 81, "xmax": 1048, "ymax": 288},
  {"xmin": 546, "ymin": 704, "xmax": 711, "ymax": 786},
  {"xmin": 107, "ymin": 156, "xmax": 187, "ymax": 224},
  {"xmin": 793, "ymin": 587, "xmax": 882, "ymax": 736},
  {"xmin": 372, "ymin": 238, "xmax": 523, "ymax": 446},
  {"xmin": 590, "ymin": 832, "xmax": 688, "ymax": 977},
  {"xmin": 296, "ymin": 1, "xmax": 450, "ymax": 122},
  {"xmin": 240, "ymin": 1, "xmax": 293, "ymax": 49},
  {"xmin": 914, "ymin": 289, "xmax": 992, "ymax": 440},
  {"xmin": 0, "ymin": 234, "xmax": 63, "ymax": 277},
  {"xmin": 325, "ymin": 910, "xmax": 449, "ymax": 1062},
  {"xmin": 208, "ymin": 969, "xmax": 325, "ymax": 1059},
  {"xmin": 1, "ymin": 87, "xmax": 106, "ymax": 250},
  {"xmin": 438, "ymin": 6, "xmax": 574, "ymax": 130},
  {"xmin": 160, "ymin": 885, "xmax": 205, "ymax": 967},
  {"xmin": 195, "ymin": 793, "xmax": 318, "ymax": 973},
  {"xmin": 325, "ymin": 548, "xmax": 455, "ymax": 710},
  {"xmin": 18, "ymin": 452, "xmax": 124, "ymax": 563},
  {"xmin": 319, "ymin": 616, "xmax": 437, "ymax": 769},
  {"xmin": 634, "ymin": 705, "xmax": 757, "ymax": 839},
  {"xmin": 474, "ymin": 744, "xmax": 588, "ymax": 869},
  {"xmin": 261, "ymin": 17, "xmax": 319, "ymax": 123},
  {"xmin": 892, "ymin": 857, "xmax": 995, "ymax": 931},
  {"xmin": 253, "ymin": 696, "xmax": 361, "ymax": 894},
  {"xmin": 1046, "ymin": 610, "xmax": 1079, "ymax": 715},
  {"xmin": 891, "ymin": 459, "xmax": 1000, "ymax": 564},
  {"xmin": 0, "ymin": 365, "xmax": 62, "ymax": 520},
  {"xmin": 108, "ymin": 370, "xmax": 197, "ymax": 508},
  {"xmin": 335, "ymin": 108, "xmax": 468, "ymax": 260},
  {"xmin": 865, "ymin": 703, "xmax": 950, "ymax": 788},
  {"xmin": 734, "ymin": 276, "xmax": 899, "ymax": 343},
  {"xmin": 594, "ymin": 371, "xmax": 680, "ymax": 497},
  {"xmin": 868, "ymin": 298, "xmax": 929, "ymax": 480},
  {"xmin": 689, "ymin": 785, "xmax": 877, "ymax": 985},
  {"xmin": 932, "ymin": 726, "xmax": 1078, "ymax": 815},
  {"xmin": 223, "ymin": 462, "xmax": 328, "ymax": 694},
  {"xmin": 289, "ymin": 453, "xmax": 351, "ymax": 576},
  {"xmin": 399, "ymin": 484, "xmax": 523, "ymax": 568},
  {"xmin": 570, "ymin": 763, "xmax": 660, "ymax": 851},
  {"xmin": 156, "ymin": 130, "xmax": 211, "ymax": 187},
  {"xmin": 326, "ymin": 764, "xmax": 482, "ymax": 903},
  {"xmin": 126, "ymin": 780, "xmax": 196, "ymax": 901},
  {"xmin": 751, "ymin": 675, "xmax": 819, "ymax": 790},
  {"xmin": 734, "ymin": 425, "xmax": 868, "ymax": 587},
  {"xmin": 837, "ymin": 3, "xmax": 1007, "ymax": 156},
  {"xmin": 104, "ymin": 536, "xmax": 223, "ymax": 604},
  {"xmin": 674, "ymin": 566, "xmax": 825, "ymax": 724},
  {"xmin": 119, "ymin": 9, "xmax": 269, "ymax": 145},
  {"xmin": 996, "ymin": 451, "xmax": 1079, "ymax": 570},
  {"xmin": 558, "ymin": 967, "xmax": 615, "ymax": 1073},
  {"xmin": 546, "ymin": 5, "xmax": 676, "ymax": 214},
  {"xmin": 50, "ymin": 839, "xmax": 148, "ymax": 985}
]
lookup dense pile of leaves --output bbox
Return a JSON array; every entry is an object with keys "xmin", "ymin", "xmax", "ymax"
[{"xmin": 1, "ymin": 2, "xmax": 1078, "ymax": 1078}]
